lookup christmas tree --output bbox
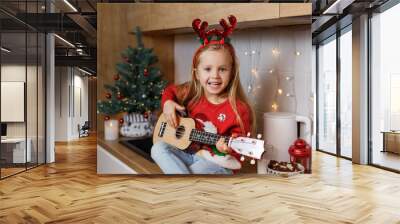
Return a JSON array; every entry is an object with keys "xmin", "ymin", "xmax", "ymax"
[{"xmin": 97, "ymin": 27, "xmax": 168, "ymax": 120}]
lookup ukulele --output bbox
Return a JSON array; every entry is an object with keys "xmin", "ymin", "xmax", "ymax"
[{"xmin": 153, "ymin": 113, "xmax": 265, "ymax": 164}]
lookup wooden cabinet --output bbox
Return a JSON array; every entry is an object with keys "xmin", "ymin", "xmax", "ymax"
[{"xmin": 382, "ymin": 131, "xmax": 400, "ymax": 154}]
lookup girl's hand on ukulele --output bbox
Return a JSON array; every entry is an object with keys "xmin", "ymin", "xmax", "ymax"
[
  {"xmin": 216, "ymin": 138, "xmax": 232, "ymax": 154},
  {"xmin": 163, "ymin": 100, "xmax": 186, "ymax": 128}
]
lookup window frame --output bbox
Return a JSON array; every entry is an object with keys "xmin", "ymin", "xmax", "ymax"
[{"xmin": 315, "ymin": 24, "xmax": 353, "ymax": 160}]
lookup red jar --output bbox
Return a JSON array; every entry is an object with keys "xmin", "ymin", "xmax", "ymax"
[{"xmin": 288, "ymin": 139, "xmax": 312, "ymax": 173}]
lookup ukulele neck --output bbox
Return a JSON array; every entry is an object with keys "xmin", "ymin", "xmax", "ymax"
[{"xmin": 189, "ymin": 129, "xmax": 230, "ymax": 145}]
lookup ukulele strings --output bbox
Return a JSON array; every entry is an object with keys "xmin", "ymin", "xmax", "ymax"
[
  {"xmin": 161, "ymin": 129, "xmax": 222, "ymax": 138},
  {"xmin": 159, "ymin": 128, "xmax": 248, "ymax": 142}
]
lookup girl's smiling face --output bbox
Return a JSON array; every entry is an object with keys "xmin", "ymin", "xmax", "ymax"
[{"xmin": 195, "ymin": 48, "xmax": 233, "ymax": 102}]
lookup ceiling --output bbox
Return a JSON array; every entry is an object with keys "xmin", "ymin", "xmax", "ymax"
[
  {"xmin": 0, "ymin": 0, "xmax": 99, "ymax": 74},
  {"xmin": 9, "ymin": 0, "xmax": 388, "ymax": 75}
]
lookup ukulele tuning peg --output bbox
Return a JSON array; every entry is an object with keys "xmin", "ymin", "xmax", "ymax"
[
  {"xmin": 250, "ymin": 159, "xmax": 256, "ymax": 165},
  {"xmin": 247, "ymin": 132, "xmax": 251, "ymax": 137},
  {"xmin": 257, "ymin": 134, "xmax": 262, "ymax": 139},
  {"xmin": 240, "ymin": 156, "xmax": 245, "ymax": 162}
]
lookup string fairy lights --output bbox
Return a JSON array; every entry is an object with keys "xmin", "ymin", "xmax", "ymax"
[
  {"xmin": 270, "ymin": 32, "xmax": 301, "ymax": 113},
  {"xmin": 237, "ymin": 29, "xmax": 304, "ymax": 115},
  {"xmin": 243, "ymin": 33, "xmax": 262, "ymax": 107}
]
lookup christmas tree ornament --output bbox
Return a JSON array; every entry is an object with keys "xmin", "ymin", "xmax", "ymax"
[
  {"xmin": 117, "ymin": 92, "xmax": 123, "ymax": 100},
  {"xmin": 123, "ymin": 56, "xmax": 130, "ymax": 63},
  {"xmin": 144, "ymin": 112, "xmax": 148, "ymax": 119},
  {"xmin": 113, "ymin": 74, "xmax": 120, "ymax": 81},
  {"xmin": 104, "ymin": 115, "xmax": 110, "ymax": 121},
  {"xmin": 144, "ymin": 68, "xmax": 149, "ymax": 76},
  {"xmin": 119, "ymin": 118, "xmax": 124, "ymax": 125},
  {"xmin": 105, "ymin": 93, "xmax": 111, "ymax": 99}
]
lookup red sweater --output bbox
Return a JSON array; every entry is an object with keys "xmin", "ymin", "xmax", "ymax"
[{"xmin": 161, "ymin": 84, "xmax": 251, "ymax": 161}]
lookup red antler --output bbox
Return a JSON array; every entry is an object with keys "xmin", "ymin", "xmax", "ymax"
[
  {"xmin": 192, "ymin": 15, "xmax": 237, "ymax": 46},
  {"xmin": 220, "ymin": 15, "xmax": 237, "ymax": 37},
  {"xmin": 192, "ymin": 18, "xmax": 208, "ymax": 44}
]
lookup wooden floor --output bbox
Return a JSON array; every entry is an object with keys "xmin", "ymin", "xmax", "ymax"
[
  {"xmin": 1, "ymin": 135, "xmax": 400, "ymax": 223},
  {"xmin": 1, "ymin": 167, "xmax": 26, "ymax": 178}
]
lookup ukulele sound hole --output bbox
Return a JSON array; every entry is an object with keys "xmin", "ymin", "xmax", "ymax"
[{"xmin": 175, "ymin": 125, "xmax": 185, "ymax": 139}]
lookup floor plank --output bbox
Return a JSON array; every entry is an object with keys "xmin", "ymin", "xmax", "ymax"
[{"xmin": 0, "ymin": 134, "xmax": 399, "ymax": 223}]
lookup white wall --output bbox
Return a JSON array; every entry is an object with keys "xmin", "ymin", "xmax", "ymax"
[
  {"xmin": 55, "ymin": 67, "xmax": 89, "ymax": 141},
  {"xmin": 1, "ymin": 63, "xmax": 46, "ymax": 164},
  {"xmin": 72, "ymin": 73, "xmax": 89, "ymax": 138},
  {"xmin": 174, "ymin": 25, "xmax": 312, "ymax": 135},
  {"xmin": 1, "ymin": 65, "xmax": 36, "ymax": 137}
]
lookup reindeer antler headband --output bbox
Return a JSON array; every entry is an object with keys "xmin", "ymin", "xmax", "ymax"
[{"xmin": 192, "ymin": 15, "xmax": 237, "ymax": 47}]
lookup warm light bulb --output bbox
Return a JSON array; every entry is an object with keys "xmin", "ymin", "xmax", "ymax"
[
  {"xmin": 271, "ymin": 103, "xmax": 278, "ymax": 111},
  {"xmin": 244, "ymin": 51, "xmax": 248, "ymax": 55},
  {"xmin": 251, "ymin": 68, "xmax": 257, "ymax": 74},
  {"xmin": 269, "ymin": 69, "xmax": 274, "ymax": 74},
  {"xmin": 247, "ymin": 85, "xmax": 252, "ymax": 93},
  {"xmin": 286, "ymin": 93, "xmax": 294, "ymax": 97},
  {"xmin": 278, "ymin": 89, "xmax": 283, "ymax": 95},
  {"xmin": 272, "ymin": 48, "xmax": 280, "ymax": 55},
  {"xmin": 285, "ymin": 76, "xmax": 293, "ymax": 81},
  {"xmin": 295, "ymin": 51, "xmax": 301, "ymax": 56},
  {"xmin": 252, "ymin": 50, "xmax": 256, "ymax": 54}
]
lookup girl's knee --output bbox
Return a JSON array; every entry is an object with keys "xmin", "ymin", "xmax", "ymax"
[{"xmin": 151, "ymin": 141, "xmax": 171, "ymax": 159}]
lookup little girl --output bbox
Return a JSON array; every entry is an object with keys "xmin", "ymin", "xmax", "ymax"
[{"xmin": 151, "ymin": 15, "xmax": 254, "ymax": 174}]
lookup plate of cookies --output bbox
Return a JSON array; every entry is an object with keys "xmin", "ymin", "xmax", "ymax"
[{"xmin": 266, "ymin": 160, "xmax": 305, "ymax": 177}]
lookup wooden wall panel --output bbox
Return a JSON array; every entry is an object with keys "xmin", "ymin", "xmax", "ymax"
[
  {"xmin": 97, "ymin": 3, "xmax": 311, "ymax": 133},
  {"xmin": 88, "ymin": 77, "xmax": 97, "ymax": 132},
  {"xmin": 279, "ymin": 3, "xmax": 312, "ymax": 17}
]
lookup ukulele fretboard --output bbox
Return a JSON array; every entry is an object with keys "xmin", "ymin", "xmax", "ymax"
[{"xmin": 189, "ymin": 129, "xmax": 230, "ymax": 145}]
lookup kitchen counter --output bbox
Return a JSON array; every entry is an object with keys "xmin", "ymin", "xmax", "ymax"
[{"xmin": 97, "ymin": 132, "xmax": 162, "ymax": 174}]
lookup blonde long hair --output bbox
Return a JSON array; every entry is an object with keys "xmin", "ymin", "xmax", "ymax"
[{"xmin": 176, "ymin": 43, "xmax": 255, "ymax": 134}]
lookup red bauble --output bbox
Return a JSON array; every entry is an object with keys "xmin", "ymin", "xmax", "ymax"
[
  {"xmin": 119, "ymin": 118, "xmax": 124, "ymax": 125},
  {"xmin": 144, "ymin": 112, "xmax": 148, "ymax": 119},
  {"xmin": 105, "ymin": 93, "xmax": 111, "ymax": 99},
  {"xmin": 144, "ymin": 68, "xmax": 149, "ymax": 76},
  {"xmin": 113, "ymin": 74, "xmax": 120, "ymax": 81},
  {"xmin": 104, "ymin": 116, "xmax": 110, "ymax": 121},
  {"xmin": 117, "ymin": 92, "xmax": 123, "ymax": 100}
]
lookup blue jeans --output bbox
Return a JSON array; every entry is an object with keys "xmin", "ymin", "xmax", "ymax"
[{"xmin": 151, "ymin": 141, "xmax": 233, "ymax": 174}]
